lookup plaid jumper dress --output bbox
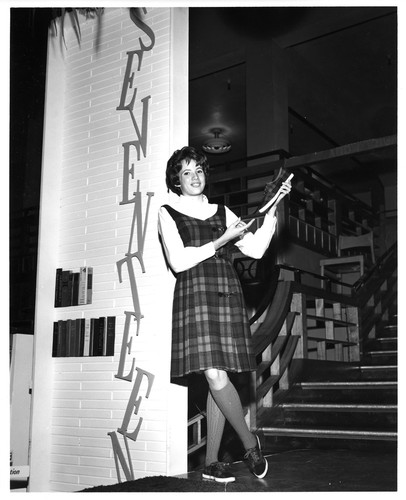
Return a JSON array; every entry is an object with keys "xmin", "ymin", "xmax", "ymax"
[{"xmin": 163, "ymin": 204, "xmax": 256, "ymax": 378}]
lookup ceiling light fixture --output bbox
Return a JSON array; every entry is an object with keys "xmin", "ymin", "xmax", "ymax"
[{"xmin": 202, "ymin": 128, "xmax": 231, "ymax": 154}]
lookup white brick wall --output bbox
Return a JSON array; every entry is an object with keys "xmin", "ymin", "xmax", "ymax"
[{"xmin": 30, "ymin": 7, "xmax": 188, "ymax": 492}]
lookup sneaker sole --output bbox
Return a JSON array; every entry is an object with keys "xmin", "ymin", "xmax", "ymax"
[
  {"xmin": 253, "ymin": 456, "xmax": 268, "ymax": 479},
  {"xmin": 252, "ymin": 434, "xmax": 269, "ymax": 479},
  {"xmin": 202, "ymin": 473, "xmax": 236, "ymax": 483}
]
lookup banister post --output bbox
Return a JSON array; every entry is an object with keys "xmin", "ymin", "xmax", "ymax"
[
  {"xmin": 346, "ymin": 305, "xmax": 360, "ymax": 362},
  {"xmin": 291, "ymin": 292, "xmax": 308, "ymax": 358}
]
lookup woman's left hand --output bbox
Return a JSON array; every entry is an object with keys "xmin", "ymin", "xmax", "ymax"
[
  {"xmin": 267, "ymin": 179, "xmax": 292, "ymax": 217},
  {"xmin": 277, "ymin": 179, "xmax": 292, "ymax": 199}
]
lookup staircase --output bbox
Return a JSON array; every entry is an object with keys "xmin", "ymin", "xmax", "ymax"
[
  {"xmin": 258, "ymin": 308, "xmax": 398, "ymax": 453},
  {"xmin": 185, "ymin": 142, "xmax": 398, "ymax": 469}
]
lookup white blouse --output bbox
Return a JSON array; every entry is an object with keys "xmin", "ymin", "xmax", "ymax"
[{"xmin": 158, "ymin": 195, "xmax": 277, "ymax": 273}]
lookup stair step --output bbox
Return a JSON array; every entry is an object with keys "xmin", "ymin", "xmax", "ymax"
[
  {"xmin": 280, "ymin": 403, "xmax": 397, "ymax": 412},
  {"xmin": 361, "ymin": 357, "xmax": 397, "ymax": 367},
  {"xmin": 365, "ymin": 350, "xmax": 397, "ymax": 355},
  {"xmin": 367, "ymin": 338, "xmax": 397, "ymax": 350},
  {"xmin": 299, "ymin": 380, "xmax": 397, "ymax": 390},
  {"xmin": 298, "ymin": 363, "xmax": 397, "ymax": 381},
  {"xmin": 359, "ymin": 364, "xmax": 396, "ymax": 370},
  {"xmin": 257, "ymin": 393, "xmax": 398, "ymax": 431},
  {"xmin": 274, "ymin": 389, "xmax": 396, "ymax": 406},
  {"xmin": 377, "ymin": 325, "xmax": 398, "ymax": 338},
  {"xmin": 262, "ymin": 425, "xmax": 397, "ymax": 441},
  {"xmin": 269, "ymin": 405, "xmax": 397, "ymax": 429},
  {"xmin": 358, "ymin": 365, "xmax": 397, "ymax": 380}
]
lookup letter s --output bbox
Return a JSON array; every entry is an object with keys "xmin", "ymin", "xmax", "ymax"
[{"xmin": 130, "ymin": 8, "xmax": 156, "ymax": 52}]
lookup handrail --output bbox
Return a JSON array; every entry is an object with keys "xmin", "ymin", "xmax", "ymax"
[
  {"xmin": 249, "ymin": 266, "xmax": 281, "ymax": 325},
  {"xmin": 251, "ymin": 281, "xmax": 295, "ymax": 355},
  {"xmin": 273, "ymin": 241, "xmax": 396, "ymax": 303},
  {"xmin": 253, "ymin": 244, "xmax": 397, "ymax": 346},
  {"xmin": 209, "ymin": 138, "xmax": 394, "ymax": 261},
  {"xmin": 353, "ymin": 242, "xmax": 397, "ymax": 294},
  {"xmin": 188, "ymin": 137, "xmax": 397, "ymax": 453},
  {"xmin": 301, "ymin": 166, "xmax": 378, "ymax": 217},
  {"xmin": 188, "ymin": 246, "xmax": 397, "ymax": 452},
  {"xmin": 275, "ymin": 263, "xmax": 353, "ymax": 293},
  {"xmin": 247, "ymin": 241, "xmax": 396, "ymax": 421}
]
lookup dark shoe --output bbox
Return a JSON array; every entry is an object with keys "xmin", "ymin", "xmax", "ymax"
[
  {"xmin": 202, "ymin": 462, "xmax": 235, "ymax": 483},
  {"xmin": 244, "ymin": 434, "xmax": 268, "ymax": 479},
  {"xmin": 258, "ymin": 167, "xmax": 293, "ymax": 214}
]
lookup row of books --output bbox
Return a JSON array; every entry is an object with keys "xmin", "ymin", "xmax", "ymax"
[
  {"xmin": 52, "ymin": 316, "xmax": 115, "ymax": 357},
  {"xmin": 55, "ymin": 267, "xmax": 93, "ymax": 307}
]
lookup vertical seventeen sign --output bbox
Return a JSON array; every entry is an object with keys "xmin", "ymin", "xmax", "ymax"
[{"xmin": 108, "ymin": 9, "xmax": 156, "ymax": 482}]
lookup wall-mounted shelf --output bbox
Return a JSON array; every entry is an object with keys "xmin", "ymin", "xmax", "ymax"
[
  {"xmin": 54, "ymin": 267, "xmax": 93, "ymax": 307},
  {"xmin": 52, "ymin": 316, "xmax": 116, "ymax": 358}
]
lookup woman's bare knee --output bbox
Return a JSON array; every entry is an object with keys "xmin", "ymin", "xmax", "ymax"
[{"xmin": 204, "ymin": 368, "xmax": 228, "ymax": 390}]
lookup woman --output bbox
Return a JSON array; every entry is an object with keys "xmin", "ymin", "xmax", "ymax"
[{"xmin": 158, "ymin": 146, "xmax": 291, "ymax": 483}]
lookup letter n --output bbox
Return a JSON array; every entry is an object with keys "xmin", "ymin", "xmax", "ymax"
[{"xmin": 108, "ymin": 431, "xmax": 135, "ymax": 483}]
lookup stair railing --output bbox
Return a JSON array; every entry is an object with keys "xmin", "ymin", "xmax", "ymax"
[
  {"xmin": 192, "ymin": 136, "xmax": 396, "ymax": 447},
  {"xmin": 187, "ymin": 245, "xmax": 397, "ymax": 448},
  {"xmin": 187, "ymin": 411, "xmax": 207, "ymax": 455},
  {"xmin": 353, "ymin": 242, "xmax": 397, "ymax": 349},
  {"xmin": 207, "ymin": 139, "xmax": 392, "ymax": 258},
  {"xmin": 247, "ymin": 278, "xmax": 360, "ymax": 429},
  {"xmin": 247, "ymin": 244, "xmax": 397, "ymax": 430}
]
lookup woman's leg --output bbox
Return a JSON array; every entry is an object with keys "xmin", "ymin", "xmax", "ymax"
[
  {"xmin": 204, "ymin": 368, "xmax": 256, "ymax": 450},
  {"xmin": 205, "ymin": 391, "xmax": 225, "ymax": 466}
]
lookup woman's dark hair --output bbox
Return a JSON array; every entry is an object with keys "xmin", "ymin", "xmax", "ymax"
[{"xmin": 166, "ymin": 146, "xmax": 209, "ymax": 195}]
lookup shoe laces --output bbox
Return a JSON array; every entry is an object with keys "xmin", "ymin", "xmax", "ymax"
[
  {"xmin": 210, "ymin": 461, "xmax": 230, "ymax": 471},
  {"xmin": 244, "ymin": 446, "xmax": 261, "ymax": 463},
  {"xmin": 219, "ymin": 461, "xmax": 231, "ymax": 469}
]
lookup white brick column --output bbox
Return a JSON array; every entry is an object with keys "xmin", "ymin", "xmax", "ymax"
[{"xmin": 29, "ymin": 8, "xmax": 188, "ymax": 492}]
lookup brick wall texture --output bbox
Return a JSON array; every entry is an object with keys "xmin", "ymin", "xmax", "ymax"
[{"xmin": 48, "ymin": 8, "xmax": 180, "ymax": 491}]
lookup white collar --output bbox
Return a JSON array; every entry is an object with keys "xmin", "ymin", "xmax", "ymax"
[{"xmin": 176, "ymin": 194, "xmax": 209, "ymax": 206}]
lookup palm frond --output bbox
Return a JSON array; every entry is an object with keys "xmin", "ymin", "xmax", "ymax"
[{"xmin": 49, "ymin": 7, "xmax": 105, "ymax": 48}]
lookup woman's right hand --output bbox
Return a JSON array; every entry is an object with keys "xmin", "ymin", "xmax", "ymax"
[{"xmin": 214, "ymin": 218, "xmax": 255, "ymax": 250}]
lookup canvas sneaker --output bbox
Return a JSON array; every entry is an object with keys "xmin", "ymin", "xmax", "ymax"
[
  {"xmin": 244, "ymin": 434, "xmax": 269, "ymax": 479},
  {"xmin": 202, "ymin": 462, "xmax": 235, "ymax": 483}
]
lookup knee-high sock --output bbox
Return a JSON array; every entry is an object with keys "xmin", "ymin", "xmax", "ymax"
[
  {"xmin": 205, "ymin": 391, "xmax": 226, "ymax": 466},
  {"xmin": 210, "ymin": 380, "xmax": 256, "ymax": 451}
]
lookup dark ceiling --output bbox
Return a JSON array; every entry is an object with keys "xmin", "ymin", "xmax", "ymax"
[
  {"xmin": 188, "ymin": 6, "xmax": 397, "ymax": 191},
  {"xmin": 10, "ymin": 6, "xmax": 397, "ymax": 213}
]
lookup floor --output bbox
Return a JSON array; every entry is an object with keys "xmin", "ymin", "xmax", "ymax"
[{"xmin": 180, "ymin": 447, "xmax": 398, "ymax": 492}]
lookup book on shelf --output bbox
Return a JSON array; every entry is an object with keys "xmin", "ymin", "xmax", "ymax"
[
  {"xmin": 89, "ymin": 319, "xmax": 94, "ymax": 355},
  {"xmin": 78, "ymin": 318, "xmax": 85, "ymax": 356},
  {"xmin": 93, "ymin": 317, "xmax": 105, "ymax": 356},
  {"xmin": 87, "ymin": 267, "xmax": 93, "ymax": 304},
  {"xmin": 55, "ymin": 266, "xmax": 93, "ymax": 307},
  {"xmin": 106, "ymin": 316, "xmax": 116, "ymax": 356},
  {"xmin": 54, "ymin": 268, "xmax": 63, "ymax": 307},
  {"xmin": 71, "ymin": 272, "xmax": 80, "ymax": 306},
  {"xmin": 52, "ymin": 322, "xmax": 59, "ymax": 357},
  {"xmin": 78, "ymin": 266, "xmax": 87, "ymax": 305},
  {"xmin": 66, "ymin": 319, "xmax": 73, "ymax": 357},
  {"xmin": 83, "ymin": 318, "xmax": 91, "ymax": 356},
  {"xmin": 60, "ymin": 270, "xmax": 72, "ymax": 307},
  {"xmin": 70, "ymin": 319, "xmax": 82, "ymax": 357},
  {"xmin": 52, "ymin": 316, "xmax": 115, "ymax": 358},
  {"xmin": 59, "ymin": 320, "xmax": 67, "ymax": 357}
]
